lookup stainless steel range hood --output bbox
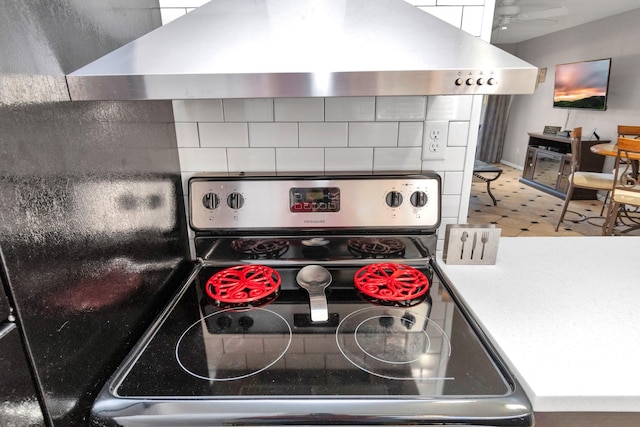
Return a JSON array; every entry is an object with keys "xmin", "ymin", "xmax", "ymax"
[{"xmin": 66, "ymin": 0, "xmax": 538, "ymax": 100}]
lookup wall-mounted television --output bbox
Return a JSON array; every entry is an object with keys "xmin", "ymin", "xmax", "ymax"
[{"xmin": 553, "ymin": 58, "xmax": 611, "ymax": 111}]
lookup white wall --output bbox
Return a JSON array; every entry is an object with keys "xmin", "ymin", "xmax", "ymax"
[
  {"xmin": 159, "ymin": 0, "xmax": 498, "ymax": 252},
  {"xmin": 500, "ymin": 8, "xmax": 640, "ymax": 169}
]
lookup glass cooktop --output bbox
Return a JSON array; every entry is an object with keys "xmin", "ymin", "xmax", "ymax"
[{"xmin": 114, "ymin": 265, "xmax": 511, "ymax": 398}]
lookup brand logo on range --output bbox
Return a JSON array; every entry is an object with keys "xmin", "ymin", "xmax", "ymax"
[{"xmin": 304, "ymin": 219, "xmax": 326, "ymax": 224}]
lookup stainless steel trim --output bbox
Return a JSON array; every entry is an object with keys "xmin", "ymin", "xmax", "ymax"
[
  {"xmin": 96, "ymin": 400, "xmax": 532, "ymax": 426},
  {"xmin": 189, "ymin": 175, "xmax": 441, "ymax": 231},
  {"xmin": 67, "ymin": 0, "xmax": 538, "ymax": 100},
  {"xmin": 0, "ymin": 321, "xmax": 17, "ymax": 340},
  {"xmin": 200, "ymin": 257, "xmax": 430, "ymax": 268}
]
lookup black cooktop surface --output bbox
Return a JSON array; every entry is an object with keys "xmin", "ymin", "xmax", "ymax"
[{"xmin": 114, "ymin": 265, "xmax": 511, "ymax": 398}]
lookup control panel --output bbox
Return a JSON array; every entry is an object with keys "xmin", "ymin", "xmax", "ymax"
[{"xmin": 189, "ymin": 175, "xmax": 441, "ymax": 231}]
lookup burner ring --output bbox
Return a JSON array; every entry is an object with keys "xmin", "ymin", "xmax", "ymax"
[
  {"xmin": 176, "ymin": 307, "xmax": 292, "ymax": 382},
  {"xmin": 205, "ymin": 265, "xmax": 281, "ymax": 304},
  {"xmin": 354, "ymin": 263, "xmax": 429, "ymax": 302},
  {"xmin": 231, "ymin": 239, "xmax": 289, "ymax": 258},
  {"xmin": 335, "ymin": 306, "xmax": 452, "ymax": 381},
  {"xmin": 347, "ymin": 238, "xmax": 406, "ymax": 258}
]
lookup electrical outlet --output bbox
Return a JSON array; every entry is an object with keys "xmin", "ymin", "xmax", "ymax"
[
  {"xmin": 428, "ymin": 140, "xmax": 443, "ymax": 153},
  {"xmin": 422, "ymin": 121, "xmax": 449, "ymax": 160}
]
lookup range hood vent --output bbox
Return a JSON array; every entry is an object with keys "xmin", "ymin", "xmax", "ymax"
[{"xmin": 66, "ymin": 0, "xmax": 538, "ymax": 100}]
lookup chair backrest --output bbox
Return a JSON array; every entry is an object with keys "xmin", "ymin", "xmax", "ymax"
[
  {"xmin": 569, "ymin": 127, "xmax": 583, "ymax": 172},
  {"xmin": 618, "ymin": 125, "xmax": 640, "ymax": 139},
  {"xmin": 611, "ymin": 136, "xmax": 640, "ymax": 200}
]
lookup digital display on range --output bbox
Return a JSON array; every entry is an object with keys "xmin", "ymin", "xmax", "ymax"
[{"xmin": 290, "ymin": 187, "xmax": 340, "ymax": 213}]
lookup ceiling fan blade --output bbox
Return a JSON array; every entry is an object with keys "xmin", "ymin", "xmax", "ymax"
[
  {"xmin": 513, "ymin": 18, "xmax": 558, "ymax": 26},
  {"xmin": 517, "ymin": 6, "xmax": 568, "ymax": 21}
]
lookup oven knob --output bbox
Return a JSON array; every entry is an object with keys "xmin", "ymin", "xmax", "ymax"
[
  {"xmin": 385, "ymin": 191, "xmax": 403, "ymax": 208},
  {"xmin": 410, "ymin": 191, "xmax": 428, "ymax": 207},
  {"xmin": 202, "ymin": 192, "xmax": 220, "ymax": 210},
  {"xmin": 227, "ymin": 192, "xmax": 245, "ymax": 210}
]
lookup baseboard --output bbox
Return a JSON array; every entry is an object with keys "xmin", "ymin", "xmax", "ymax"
[{"xmin": 498, "ymin": 160, "xmax": 522, "ymax": 170}]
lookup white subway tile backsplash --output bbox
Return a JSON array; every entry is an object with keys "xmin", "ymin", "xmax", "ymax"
[
  {"xmin": 174, "ymin": 122, "xmax": 200, "ymax": 147},
  {"xmin": 419, "ymin": 6, "xmax": 463, "ymax": 28},
  {"xmin": 437, "ymin": 217, "xmax": 458, "ymax": 249},
  {"xmin": 223, "ymin": 98, "xmax": 273, "ymax": 122},
  {"xmin": 376, "ymin": 96, "xmax": 426, "ymax": 121},
  {"xmin": 199, "ymin": 123, "xmax": 248, "ymax": 147},
  {"xmin": 349, "ymin": 122, "xmax": 398, "ymax": 147},
  {"xmin": 421, "ymin": 146, "xmax": 466, "ymax": 171},
  {"xmin": 441, "ymin": 194, "xmax": 460, "ymax": 218},
  {"xmin": 178, "ymin": 148, "xmax": 227, "ymax": 172},
  {"xmin": 276, "ymin": 148, "xmax": 324, "ymax": 173},
  {"xmin": 461, "ymin": 6, "xmax": 484, "ymax": 37},
  {"xmin": 299, "ymin": 123, "xmax": 348, "ymax": 147},
  {"xmin": 426, "ymin": 95, "xmax": 474, "ymax": 121},
  {"xmin": 325, "ymin": 97, "xmax": 375, "ymax": 122},
  {"xmin": 275, "ymin": 98, "xmax": 324, "ymax": 122},
  {"xmin": 398, "ymin": 122, "xmax": 424, "ymax": 147},
  {"xmin": 172, "ymin": 100, "xmax": 223, "ymax": 122},
  {"xmin": 325, "ymin": 148, "xmax": 373, "ymax": 172},
  {"xmin": 163, "ymin": 3, "xmax": 487, "ymax": 254},
  {"xmin": 249, "ymin": 123, "xmax": 298, "ymax": 147},
  {"xmin": 373, "ymin": 147, "xmax": 422, "ymax": 172},
  {"xmin": 443, "ymin": 171, "xmax": 464, "ymax": 194},
  {"xmin": 227, "ymin": 148, "xmax": 276, "ymax": 173},
  {"xmin": 448, "ymin": 121, "xmax": 470, "ymax": 146}
]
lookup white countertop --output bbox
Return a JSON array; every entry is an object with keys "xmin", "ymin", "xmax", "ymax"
[{"xmin": 436, "ymin": 236, "xmax": 640, "ymax": 413}]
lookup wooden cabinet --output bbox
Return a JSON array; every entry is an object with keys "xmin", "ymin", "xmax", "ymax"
[{"xmin": 520, "ymin": 132, "xmax": 607, "ymax": 199}]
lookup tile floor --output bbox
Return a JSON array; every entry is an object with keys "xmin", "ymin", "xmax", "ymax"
[{"xmin": 467, "ymin": 163, "xmax": 620, "ymax": 237}]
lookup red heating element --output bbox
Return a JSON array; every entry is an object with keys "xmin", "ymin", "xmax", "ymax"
[
  {"xmin": 205, "ymin": 265, "xmax": 281, "ymax": 304},
  {"xmin": 354, "ymin": 263, "xmax": 429, "ymax": 302}
]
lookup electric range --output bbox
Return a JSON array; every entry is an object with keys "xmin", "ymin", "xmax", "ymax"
[{"xmin": 90, "ymin": 174, "xmax": 532, "ymax": 426}]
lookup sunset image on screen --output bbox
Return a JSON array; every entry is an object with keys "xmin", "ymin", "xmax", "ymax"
[{"xmin": 553, "ymin": 59, "xmax": 610, "ymax": 110}]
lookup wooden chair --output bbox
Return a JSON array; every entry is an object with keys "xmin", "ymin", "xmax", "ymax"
[
  {"xmin": 618, "ymin": 125, "xmax": 640, "ymax": 139},
  {"xmin": 555, "ymin": 127, "xmax": 615, "ymax": 231},
  {"xmin": 602, "ymin": 137, "xmax": 640, "ymax": 235}
]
